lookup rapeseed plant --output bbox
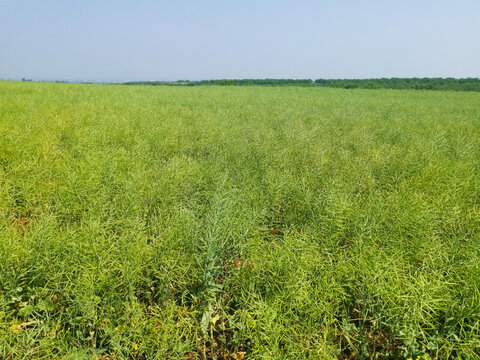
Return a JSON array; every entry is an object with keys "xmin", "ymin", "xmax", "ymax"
[{"xmin": 0, "ymin": 81, "xmax": 479, "ymax": 358}]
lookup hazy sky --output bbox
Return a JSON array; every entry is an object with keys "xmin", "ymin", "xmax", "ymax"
[{"xmin": 1, "ymin": 0, "xmax": 479, "ymax": 81}]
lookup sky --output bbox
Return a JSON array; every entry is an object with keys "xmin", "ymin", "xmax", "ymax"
[{"xmin": 1, "ymin": 0, "xmax": 479, "ymax": 82}]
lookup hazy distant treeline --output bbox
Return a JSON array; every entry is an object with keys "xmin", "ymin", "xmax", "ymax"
[
  {"xmin": 123, "ymin": 78, "xmax": 480, "ymax": 91},
  {"xmin": 124, "ymin": 79, "xmax": 313, "ymax": 86}
]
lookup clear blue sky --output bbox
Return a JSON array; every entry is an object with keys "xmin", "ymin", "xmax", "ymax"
[{"xmin": 1, "ymin": 0, "xmax": 479, "ymax": 82}]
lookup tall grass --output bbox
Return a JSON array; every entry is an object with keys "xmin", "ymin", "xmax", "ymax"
[{"xmin": 0, "ymin": 81, "xmax": 479, "ymax": 359}]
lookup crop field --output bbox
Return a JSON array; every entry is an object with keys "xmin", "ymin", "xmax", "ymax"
[{"xmin": 1, "ymin": 81, "xmax": 479, "ymax": 359}]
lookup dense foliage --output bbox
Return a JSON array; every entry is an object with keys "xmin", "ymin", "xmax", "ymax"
[
  {"xmin": 1, "ymin": 82, "xmax": 479, "ymax": 359},
  {"xmin": 123, "ymin": 77, "xmax": 480, "ymax": 91},
  {"xmin": 314, "ymin": 77, "xmax": 480, "ymax": 91}
]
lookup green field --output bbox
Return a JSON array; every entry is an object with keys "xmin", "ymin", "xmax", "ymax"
[{"xmin": 1, "ymin": 81, "xmax": 479, "ymax": 359}]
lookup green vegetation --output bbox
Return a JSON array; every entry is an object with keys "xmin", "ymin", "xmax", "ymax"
[
  {"xmin": 1, "ymin": 81, "xmax": 479, "ymax": 359},
  {"xmin": 123, "ymin": 77, "xmax": 480, "ymax": 92},
  {"xmin": 314, "ymin": 78, "xmax": 480, "ymax": 92},
  {"xmin": 123, "ymin": 79, "xmax": 314, "ymax": 87}
]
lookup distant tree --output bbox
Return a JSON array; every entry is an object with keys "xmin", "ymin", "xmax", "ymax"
[
  {"xmin": 218, "ymin": 79, "xmax": 235, "ymax": 86},
  {"xmin": 122, "ymin": 78, "xmax": 480, "ymax": 91}
]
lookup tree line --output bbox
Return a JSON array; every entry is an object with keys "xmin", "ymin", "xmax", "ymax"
[
  {"xmin": 123, "ymin": 79, "xmax": 313, "ymax": 87},
  {"xmin": 123, "ymin": 78, "xmax": 480, "ymax": 91}
]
